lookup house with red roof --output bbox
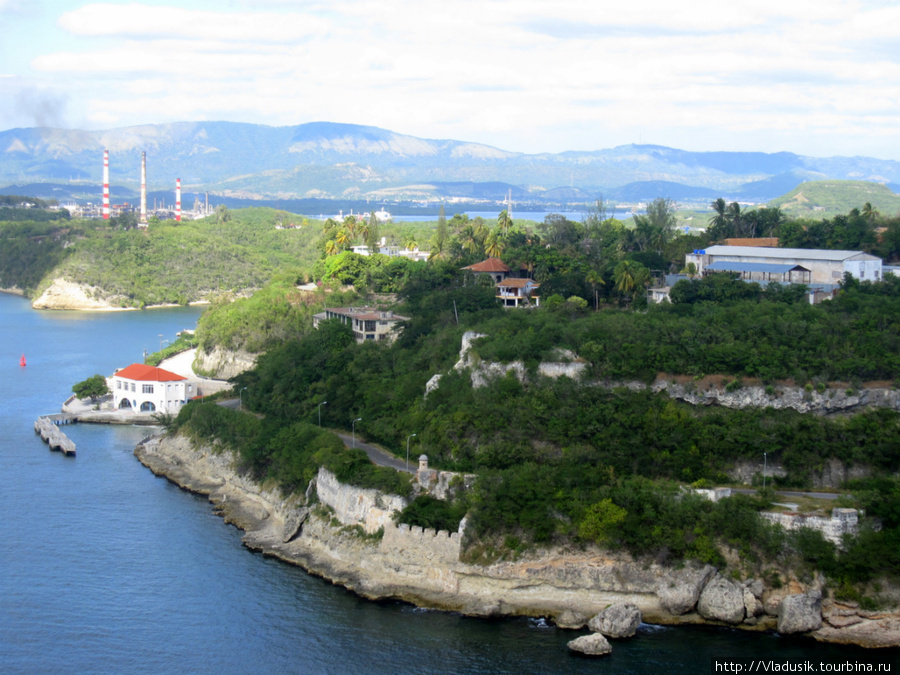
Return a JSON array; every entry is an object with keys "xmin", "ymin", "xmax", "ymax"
[
  {"xmin": 462, "ymin": 258, "xmax": 540, "ymax": 307},
  {"xmin": 461, "ymin": 257, "xmax": 511, "ymax": 284},
  {"xmin": 112, "ymin": 363, "xmax": 194, "ymax": 414}
]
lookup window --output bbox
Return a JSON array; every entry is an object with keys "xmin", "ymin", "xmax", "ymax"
[
  {"xmin": 365, "ymin": 320, "xmax": 376, "ymax": 332},
  {"xmin": 117, "ymin": 381, "xmax": 121, "ymax": 389},
  {"xmin": 131, "ymin": 383, "xmax": 136, "ymax": 392},
  {"xmin": 142, "ymin": 384, "xmax": 154, "ymax": 394}
]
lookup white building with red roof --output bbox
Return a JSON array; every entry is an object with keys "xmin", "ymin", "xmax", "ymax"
[
  {"xmin": 112, "ymin": 363, "xmax": 193, "ymax": 414},
  {"xmin": 462, "ymin": 258, "xmax": 540, "ymax": 307}
]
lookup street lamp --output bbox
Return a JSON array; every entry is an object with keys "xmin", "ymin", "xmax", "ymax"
[
  {"xmin": 240, "ymin": 386, "xmax": 248, "ymax": 411},
  {"xmin": 763, "ymin": 452, "xmax": 768, "ymax": 490},
  {"xmin": 158, "ymin": 334, "xmax": 167, "ymax": 353},
  {"xmin": 406, "ymin": 433, "xmax": 417, "ymax": 472},
  {"xmin": 352, "ymin": 418, "xmax": 362, "ymax": 448},
  {"xmin": 318, "ymin": 401, "xmax": 327, "ymax": 427}
]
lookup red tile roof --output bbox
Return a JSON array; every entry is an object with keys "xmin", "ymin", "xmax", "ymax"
[
  {"xmin": 462, "ymin": 258, "xmax": 510, "ymax": 273},
  {"xmin": 114, "ymin": 363, "xmax": 187, "ymax": 382},
  {"xmin": 497, "ymin": 278, "xmax": 538, "ymax": 288}
]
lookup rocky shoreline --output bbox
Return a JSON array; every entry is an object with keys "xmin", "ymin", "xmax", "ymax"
[{"xmin": 133, "ymin": 432, "xmax": 900, "ymax": 649}]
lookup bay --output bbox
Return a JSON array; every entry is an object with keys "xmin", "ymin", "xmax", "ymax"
[{"xmin": 0, "ymin": 293, "xmax": 887, "ymax": 673}]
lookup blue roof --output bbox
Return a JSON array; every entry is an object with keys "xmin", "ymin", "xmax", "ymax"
[{"xmin": 706, "ymin": 261, "xmax": 808, "ymax": 274}]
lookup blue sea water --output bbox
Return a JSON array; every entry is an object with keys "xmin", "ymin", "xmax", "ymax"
[{"xmin": 0, "ymin": 293, "xmax": 894, "ymax": 674}]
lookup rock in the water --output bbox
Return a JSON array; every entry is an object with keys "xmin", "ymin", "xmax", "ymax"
[
  {"xmin": 567, "ymin": 633, "xmax": 612, "ymax": 656},
  {"xmin": 554, "ymin": 609, "xmax": 589, "ymax": 630},
  {"xmin": 587, "ymin": 603, "xmax": 642, "ymax": 638},
  {"xmin": 698, "ymin": 575, "xmax": 746, "ymax": 625},
  {"xmin": 778, "ymin": 591, "xmax": 823, "ymax": 634},
  {"xmin": 657, "ymin": 565, "xmax": 716, "ymax": 615}
]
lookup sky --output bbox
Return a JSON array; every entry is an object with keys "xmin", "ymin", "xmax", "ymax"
[{"xmin": 2, "ymin": 0, "xmax": 900, "ymax": 159}]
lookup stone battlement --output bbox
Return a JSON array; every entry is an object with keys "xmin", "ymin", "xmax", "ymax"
[
  {"xmin": 380, "ymin": 521, "xmax": 461, "ymax": 564},
  {"xmin": 761, "ymin": 508, "xmax": 858, "ymax": 546}
]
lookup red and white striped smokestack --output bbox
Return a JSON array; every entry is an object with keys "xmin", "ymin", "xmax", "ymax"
[
  {"xmin": 175, "ymin": 178, "xmax": 181, "ymax": 222},
  {"xmin": 103, "ymin": 149, "xmax": 110, "ymax": 220},
  {"xmin": 140, "ymin": 151, "xmax": 147, "ymax": 224}
]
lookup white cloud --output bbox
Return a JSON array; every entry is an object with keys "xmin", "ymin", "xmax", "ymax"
[{"xmin": 1, "ymin": 0, "xmax": 897, "ymax": 159}]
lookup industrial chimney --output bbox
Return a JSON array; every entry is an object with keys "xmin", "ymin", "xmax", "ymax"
[
  {"xmin": 140, "ymin": 151, "xmax": 147, "ymax": 225},
  {"xmin": 175, "ymin": 178, "xmax": 181, "ymax": 222},
  {"xmin": 103, "ymin": 150, "xmax": 110, "ymax": 220}
]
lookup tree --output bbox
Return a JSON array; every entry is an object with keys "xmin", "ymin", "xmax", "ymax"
[
  {"xmin": 484, "ymin": 230, "xmax": 504, "ymax": 258},
  {"xmin": 585, "ymin": 268, "xmax": 605, "ymax": 310},
  {"xmin": 498, "ymin": 209, "xmax": 512, "ymax": 234},
  {"xmin": 613, "ymin": 260, "xmax": 650, "ymax": 302},
  {"xmin": 365, "ymin": 212, "xmax": 380, "ymax": 252},
  {"xmin": 431, "ymin": 203, "xmax": 449, "ymax": 260},
  {"xmin": 215, "ymin": 204, "xmax": 231, "ymax": 224},
  {"xmin": 73, "ymin": 374, "xmax": 109, "ymax": 401},
  {"xmin": 578, "ymin": 498, "xmax": 627, "ymax": 545},
  {"xmin": 335, "ymin": 229, "xmax": 352, "ymax": 249}
]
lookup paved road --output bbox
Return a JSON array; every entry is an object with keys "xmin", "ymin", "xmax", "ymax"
[{"xmin": 334, "ymin": 432, "xmax": 414, "ymax": 474}]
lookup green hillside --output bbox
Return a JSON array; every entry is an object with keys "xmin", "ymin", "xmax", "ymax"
[
  {"xmin": 769, "ymin": 180, "xmax": 900, "ymax": 218},
  {"xmin": 0, "ymin": 208, "xmax": 323, "ymax": 305}
]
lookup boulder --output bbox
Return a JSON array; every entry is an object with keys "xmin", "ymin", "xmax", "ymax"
[
  {"xmin": 587, "ymin": 603, "xmax": 642, "ymax": 638},
  {"xmin": 743, "ymin": 588, "xmax": 764, "ymax": 618},
  {"xmin": 282, "ymin": 507, "xmax": 309, "ymax": 543},
  {"xmin": 778, "ymin": 591, "xmax": 823, "ymax": 634},
  {"xmin": 567, "ymin": 633, "xmax": 612, "ymax": 656},
  {"xmin": 697, "ymin": 575, "xmax": 745, "ymax": 625},
  {"xmin": 657, "ymin": 564, "xmax": 716, "ymax": 615},
  {"xmin": 554, "ymin": 609, "xmax": 589, "ymax": 630}
]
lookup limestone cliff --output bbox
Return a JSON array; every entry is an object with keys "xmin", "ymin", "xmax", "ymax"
[
  {"xmin": 192, "ymin": 345, "xmax": 258, "ymax": 379},
  {"xmin": 32, "ymin": 278, "xmax": 130, "ymax": 311},
  {"xmin": 133, "ymin": 432, "xmax": 900, "ymax": 648}
]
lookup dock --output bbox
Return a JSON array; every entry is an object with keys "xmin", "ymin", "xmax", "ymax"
[{"xmin": 34, "ymin": 414, "xmax": 77, "ymax": 456}]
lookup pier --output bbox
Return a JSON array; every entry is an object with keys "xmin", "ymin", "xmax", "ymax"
[{"xmin": 34, "ymin": 414, "xmax": 77, "ymax": 456}]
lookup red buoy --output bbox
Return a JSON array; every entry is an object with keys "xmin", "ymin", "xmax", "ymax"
[{"xmin": 20, "ymin": 354, "xmax": 26, "ymax": 367}]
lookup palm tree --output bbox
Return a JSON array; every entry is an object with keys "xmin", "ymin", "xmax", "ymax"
[
  {"xmin": 708, "ymin": 198, "xmax": 729, "ymax": 240},
  {"xmin": 727, "ymin": 201, "xmax": 745, "ymax": 237},
  {"xmin": 498, "ymin": 209, "xmax": 511, "ymax": 234},
  {"xmin": 586, "ymin": 269, "xmax": 605, "ymax": 311},
  {"xmin": 358, "ymin": 216, "xmax": 372, "ymax": 248},
  {"xmin": 484, "ymin": 230, "xmax": 504, "ymax": 258},
  {"xmin": 614, "ymin": 260, "xmax": 650, "ymax": 303},
  {"xmin": 862, "ymin": 202, "xmax": 879, "ymax": 223},
  {"xmin": 460, "ymin": 224, "xmax": 480, "ymax": 254},
  {"xmin": 343, "ymin": 215, "xmax": 357, "ymax": 241},
  {"xmin": 325, "ymin": 239, "xmax": 338, "ymax": 256},
  {"xmin": 405, "ymin": 237, "xmax": 418, "ymax": 252},
  {"xmin": 335, "ymin": 229, "xmax": 351, "ymax": 249}
]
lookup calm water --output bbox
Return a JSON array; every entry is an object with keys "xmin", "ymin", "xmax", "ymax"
[{"xmin": 0, "ymin": 293, "xmax": 893, "ymax": 674}]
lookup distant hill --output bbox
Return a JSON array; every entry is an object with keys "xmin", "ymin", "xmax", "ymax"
[
  {"xmin": 3, "ymin": 121, "xmax": 900, "ymax": 208},
  {"xmin": 768, "ymin": 180, "xmax": 900, "ymax": 218}
]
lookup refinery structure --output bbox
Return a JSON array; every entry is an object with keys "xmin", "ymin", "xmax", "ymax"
[{"xmin": 61, "ymin": 150, "xmax": 212, "ymax": 223}]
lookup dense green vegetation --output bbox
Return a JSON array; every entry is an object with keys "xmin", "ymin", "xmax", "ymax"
[
  {"xmin": 0, "ymin": 221, "xmax": 75, "ymax": 292},
  {"xmin": 0, "ymin": 207, "xmax": 323, "ymax": 304},
  {"xmin": 173, "ymin": 387, "xmax": 412, "ymax": 499},
  {"xmin": 207, "ymin": 262, "xmax": 900, "ymax": 580}
]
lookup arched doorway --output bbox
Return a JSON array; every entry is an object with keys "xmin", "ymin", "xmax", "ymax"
[
  {"xmin": 140, "ymin": 401, "xmax": 156, "ymax": 412},
  {"xmin": 118, "ymin": 398, "xmax": 132, "ymax": 409}
]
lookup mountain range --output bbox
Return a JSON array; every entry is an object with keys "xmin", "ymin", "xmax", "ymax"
[{"xmin": 2, "ymin": 121, "xmax": 900, "ymax": 208}]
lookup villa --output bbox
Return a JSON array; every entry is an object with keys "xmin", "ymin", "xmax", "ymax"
[
  {"xmin": 462, "ymin": 258, "xmax": 540, "ymax": 307},
  {"xmin": 112, "ymin": 363, "xmax": 193, "ymax": 414},
  {"xmin": 313, "ymin": 307, "xmax": 409, "ymax": 343}
]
